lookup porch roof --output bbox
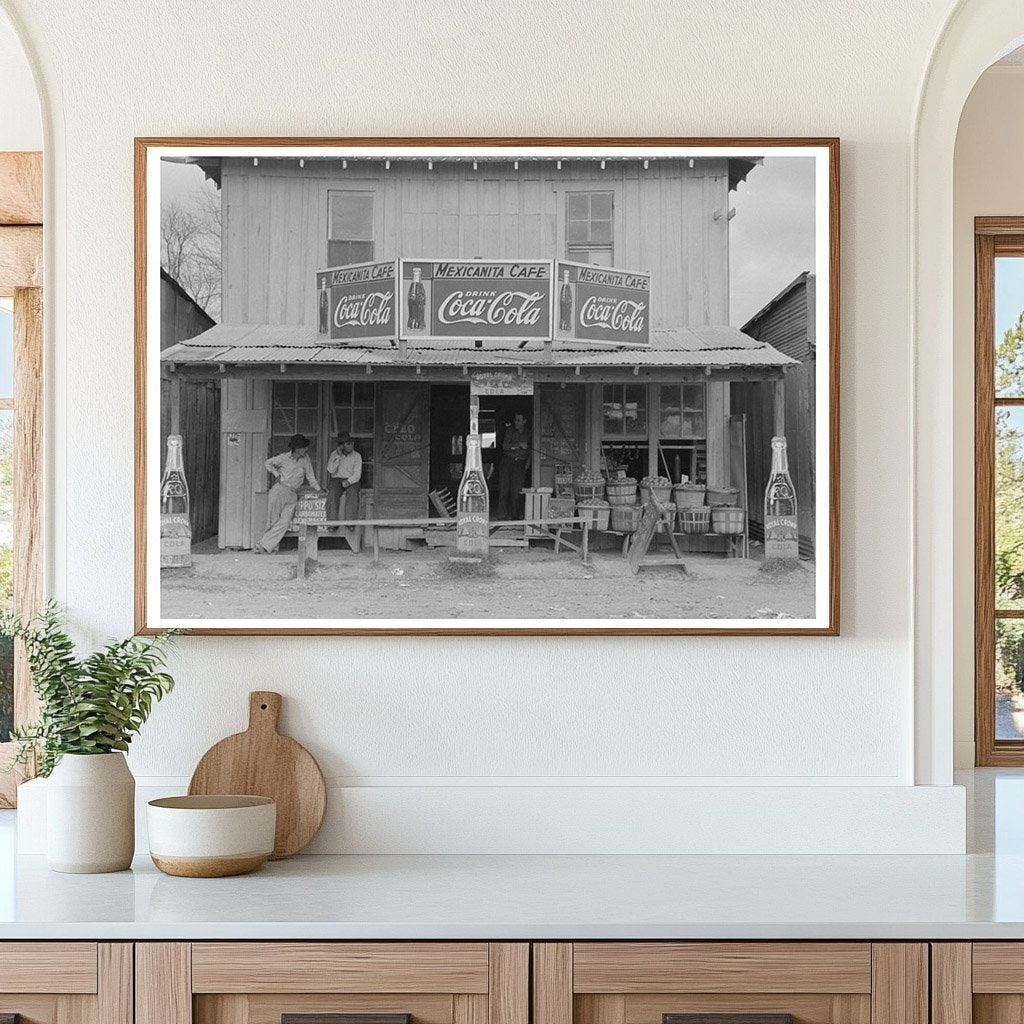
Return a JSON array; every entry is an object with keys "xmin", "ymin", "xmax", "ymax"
[{"xmin": 161, "ymin": 323, "xmax": 798, "ymax": 371}]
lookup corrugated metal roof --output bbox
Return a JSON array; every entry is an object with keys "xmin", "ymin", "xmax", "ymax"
[{"xmin": 162, "ymin": 323, "xmax": 797, "ymax": 370}]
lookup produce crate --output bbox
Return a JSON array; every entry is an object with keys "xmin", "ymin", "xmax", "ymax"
[
  {"xmin": 711, "ymin": 506, "xmax": 746, "ymax": 535},
  {"xmin": 673, "ymin": 484, "xmax": 706, "ymax": 508},
  {"xmin": 547, "ymin": 497, "xmax": 576, "ymax": 519},
  {"xmin": 679, "ymin": 506, "xmax": 712, "ymax": 534},
  {"xmin": 610, "ymin": 504, "xmax": 643, "ymax": 533},
  {"xmin": 555, "ymin": 464, "xmax": 575, "ymax": 498},
  {"xmin": 577, "ymin": 502, "xmax": 611, "ymax": 531}
]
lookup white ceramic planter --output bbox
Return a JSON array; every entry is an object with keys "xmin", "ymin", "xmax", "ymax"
[{"xmin": 46, "ymin": 752, "xmax": 135, "ymax": 873}]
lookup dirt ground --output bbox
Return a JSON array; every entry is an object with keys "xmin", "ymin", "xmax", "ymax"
[{"xmin": 161, "ymin": 534, "xmax": 816, "ymax": 622}]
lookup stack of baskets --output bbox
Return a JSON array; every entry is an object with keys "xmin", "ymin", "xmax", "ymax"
[
  {"xmin": 678, "ymin": 506, "xmax": 712, "ymax": 534},
  {"xmin": 711, "ymin": 506, "xmax": 746, "ymax": 535},
  {"xmin": 673, "ymin": 482, "xmax": 706, "ymax": 508}
]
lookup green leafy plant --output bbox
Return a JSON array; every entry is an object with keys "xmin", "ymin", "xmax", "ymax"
[{"xmin": 1, "ymin": 602, "xmax": 180, "ymax": 777}]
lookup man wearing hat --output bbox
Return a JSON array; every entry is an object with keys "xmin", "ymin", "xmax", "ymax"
[
  {"xmin": 327, "ymin": 432, "xmax": 362, "ymax": 550},
  {"xmin": 254, "ymin": 433, "xmax": 319, "ymax": 553}
]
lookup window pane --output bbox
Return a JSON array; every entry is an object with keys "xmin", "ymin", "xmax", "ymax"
[
  {"xmin": 683, "ymin": 384, "xmax": 706, "ymax": 411},
  {"xmin": 0, "ymin": 308, "xmax": 13, "ymax": 398},
  {"xmin": 996, "ymin": 256, "xmax": 1024, "ymax": 397},
  {"xmin": 567, "ymin": 246, "xmax": 614, "ymax": 267},
  {"xmin": 329, "ymin": 192, "xmax": 374, "ymax": 241},
  {"xmin": 624, "ymin": 384, "xmax": 647, "ymax": 435},
  {"xmin": 590, "ymin": 218, "xmax": 613, "ymax": 243},
  {"xmin": 660, "ymin": 385, "xmax": 682, "ymax": 437},
  {"xmin": 566, "ymin": 219, "xmax": 589, "ymax": 244},
  {"xmin": 590, "ymin": 192, "xmax": 612, "ymax": 220},
  {"xmin": 603, "ymin": 385, "xmax": 623, "ymax": 436},
  {"xmin": 327, "ymin": 240, "xmax": 374, "ymax": 267},
  {"xmin": 0, "ymin": 409, "xmax": 11, "ymax": 742},
  {"xmin": 997, "ymin": 620, "xmax": 1024, "ymax": 740},
  {"xmin": 997, "ymin": 407, "xmax": 1024, "ymax": 609},
  {"xmin": 566, "ymin": 193, "xmax": 589, "ymax": 219}
]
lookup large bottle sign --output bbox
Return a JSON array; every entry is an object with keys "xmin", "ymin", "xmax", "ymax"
[
  {"xmin": 553, "ymin": 260, "xmax": 651, "ymax": 347},
  {"xmin": 400, "ymin": 259, "xmax": 553, "ymax": 343},
  {"xmin": 316, "ymin": 260, "xmax": 398, "ymax": 344}
]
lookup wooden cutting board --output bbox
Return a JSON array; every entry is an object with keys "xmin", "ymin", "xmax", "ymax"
[{"xmin": 188, "ymin": 691, "xmax": 326, "ymax": 859}]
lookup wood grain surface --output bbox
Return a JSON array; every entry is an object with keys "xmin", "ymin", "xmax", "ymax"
[
  {"xmin": 0, "ymin": 942, "xmax": 97, "ymax": 994},
  {"xmin": 188, "ymin": 691, "xmax": 326, "ymax": 858},
  {"xmin": 0, "ymin": 153, "xmax": 42, "ymax": 225},
  {"xmin": 869, "ymin": 945, "xmax": 927, "ymax": 1024}
]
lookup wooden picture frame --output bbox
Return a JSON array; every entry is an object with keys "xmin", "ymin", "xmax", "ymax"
[{"xmin": 135, "ymin": 137, "xmax": 840, "ymax": 636}]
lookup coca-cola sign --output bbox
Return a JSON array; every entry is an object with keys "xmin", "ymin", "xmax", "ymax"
[
  {"xmin": 553, "ymin": 260, "xmax": 651, "ymax": 347},
  {"xmin": 400, "ymin": 259, "xmax": 552, "ymax": 342},
  {"xmin": 316, "ymin": 260, "xmax": 398, "ymax": 344}
]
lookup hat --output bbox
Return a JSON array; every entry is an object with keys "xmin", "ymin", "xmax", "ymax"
[
  {"xmin": 337, "ymin": 432, "xmax": 353, "ymax": 444},
  {"xmin": 288, "ymin": 433, "xmax": 310, "ymax": 450}
]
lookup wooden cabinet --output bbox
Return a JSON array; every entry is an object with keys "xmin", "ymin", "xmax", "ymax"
[
  {"xmin": 932, "ymin": 943, "xmax": 1024, "ymax": 1024},
  {"xmin": 0, "ymin": 942, "xmax": 131, "ymax": 1024},
  {"xmin": 532, "ymin": 944, "xmax": 928, "ymax": 1024},
  {"xmin": 136, "ymin": 944, "xmax": 528, "ymax": 1024}
]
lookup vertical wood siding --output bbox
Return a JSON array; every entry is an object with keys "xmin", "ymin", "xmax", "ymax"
[{"xmin": 219, "ymin": 157, "xmax": 731, "ymax": 330}]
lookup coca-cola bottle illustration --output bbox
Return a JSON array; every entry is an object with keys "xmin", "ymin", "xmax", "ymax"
[
  {"xmin": 454, "ymin": 407, "xmax": 490, "ymax": 561},
  {"xmin": 160, "ymin": 434, "xmax": 192, "ymax": 568},
  {"xmin": 558, "ymin": 267, "xmax": 573, "ymax": 332},
  {"xmin": 318, "ymin": 279, "xmax": 329, "ymax": 335},
  {"xmin": 407, "ymin": 266, "xmax": 426, "ymax": 330},
  {"xmin": 763, "ymin": 435, "xmax": 799, "ymax": 561}
]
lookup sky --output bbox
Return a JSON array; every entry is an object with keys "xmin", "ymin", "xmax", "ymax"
[
  {"xmin": 159, "ymin": 155, "xmax": 817, "ymax": 330},
  {"xmin": 0, "ymin": 309, "xmax": 14, "ymax": 397},
  {"xmin": 729, "ymin": 156, "xmax": 817, "ymax": 327},
  {"xmin": 996, "ymin": 257, "xmax": 1024, "ymax": 341}
]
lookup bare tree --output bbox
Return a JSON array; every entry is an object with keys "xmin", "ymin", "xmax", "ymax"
[{"xmin": 161, "ymin": 186, "xmax": 222, "ymax": 320}]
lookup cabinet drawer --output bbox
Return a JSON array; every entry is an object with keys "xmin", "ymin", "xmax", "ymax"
[
  {"xmin": 140, "ymin": 942, "xmax": 528, "ymax": 1024},
  {"xmin": 534, "ymin": 943, "xmax": 925, "ymax": 1024},
  {"xmin": 0, "ymin": 942, "xmax": 99, "ymax": 994}
]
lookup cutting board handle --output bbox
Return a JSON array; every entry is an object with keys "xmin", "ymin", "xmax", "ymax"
[{"xmin": 248, "ymin": 691, "xmax": 282, "ymax": 734}]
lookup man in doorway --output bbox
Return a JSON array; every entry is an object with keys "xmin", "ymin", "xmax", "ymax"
[
  {"xmin": 496, "ymin": 412, "xmax": 531, "ymax": 520},
  {"xmin": 255, "ymin": 433, "xmax": 319, "ymax": 553},
  {"xmin": 327, "ymin": 432, "xmax": 362, "ymax": 552}
]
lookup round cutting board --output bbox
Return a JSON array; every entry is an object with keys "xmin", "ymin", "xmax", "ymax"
[{"xmin": 188, "ymin": 691, "xmax": 326, "ymax": 859}]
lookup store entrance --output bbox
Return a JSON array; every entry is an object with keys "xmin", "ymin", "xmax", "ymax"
[
  {"xmin": 479, "ymin": 395, "xmax": 534, "ymax": 519},
  {"xmin": 428, "ymin": 385, "xmax": 470, "ymax": 509}
]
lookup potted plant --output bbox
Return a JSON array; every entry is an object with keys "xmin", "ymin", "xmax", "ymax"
[{"xmin": 2, "ymin": 603, "xmax": 178, "ymax": 873}]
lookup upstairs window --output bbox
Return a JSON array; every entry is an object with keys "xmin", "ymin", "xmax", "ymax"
[
  {"xmin": 328, "ymin": 191, "xmax": 374, "ymax": 267},
  {"xmin": 566, "ymin": 191, "xmax": 613, "ymax": 266}
]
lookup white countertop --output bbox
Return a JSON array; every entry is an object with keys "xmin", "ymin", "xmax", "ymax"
[
  {"xmin": 1, "ymin": 769, "xmax": 1022, "ymax": 941},
  {"xmin": 0, "ymin": 849, "xmax": 1023, "ymax": 940}
]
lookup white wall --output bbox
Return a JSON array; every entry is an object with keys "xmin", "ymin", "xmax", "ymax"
[
  {"xmin": 952, "ymin": 65, "xmax": 1024, "ymax": 767},
  {"xmin": 0, "ymin": 7, "xmax": 39, "ymax": 153},
  {"xmin": 0, "ymin": 0, "xmax": 973, "ymax": 852}
]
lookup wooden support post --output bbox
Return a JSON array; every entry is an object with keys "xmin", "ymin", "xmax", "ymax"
[{"xmin": 168, "ymin": 374, "xmax": 182, "ymax": 435}]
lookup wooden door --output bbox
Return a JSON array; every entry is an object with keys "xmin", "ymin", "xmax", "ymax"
[
  {"xmin": 0, "ymin": 942, "xmax": 131, "ymax": 1024},
  {"xmin": 137, "ymin": 942, "xmax": 528, "ymax": 1024},
  {"xmin": 374, "ymin": 383, "xmax": 430, "ymax": 517},
  {"xmin": 537, "ymin": 384, "xmax": 585, "ymax": 489},
  {"xmin": 533, "ymin": 943, "xmax": 927, "ymax": 1024},
  {"xmin": 935, "ymin": 943, "xmax": 1024, "ymax": 1024}
]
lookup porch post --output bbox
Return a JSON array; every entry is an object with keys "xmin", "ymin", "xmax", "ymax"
[{"xmin": 774, "ymin": 376, "xmax": 786, "ymax": 438}]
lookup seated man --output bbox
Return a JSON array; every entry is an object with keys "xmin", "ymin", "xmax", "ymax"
[{"xmin": 326, "ymin": 432, "xmax": 362, "ymax": 552}]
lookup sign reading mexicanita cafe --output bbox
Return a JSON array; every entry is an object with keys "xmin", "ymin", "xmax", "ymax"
[
  {"xmin": 316, "ymin": 260, "xmax": 398, "ymax": 344},
  {"xmin": 554, "ymin": 260, "xmax": 651, "ymax": 347},
  {"xmin": 399, "ymin": 259, "xmax": 552, "ymax": 342}
]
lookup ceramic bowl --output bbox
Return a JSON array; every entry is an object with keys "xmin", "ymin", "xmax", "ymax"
[{"xmin": 147, "ymin": 795, "xmax": 276, "ymax": 877}]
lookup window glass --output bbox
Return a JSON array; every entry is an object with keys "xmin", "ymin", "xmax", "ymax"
[
  {"xmin": 602, "ymin": 384, "xmax": 647, "ymax": 438},
  {"xmin": 0, "ymin": 309, "xmax": 13, "ymax": 398},
  {"xmin": 659, "ymin": 384, "xmax": 706, "ymax": 439},
  {"xmin": 0, "ymin": 408, "xmax": 11, "ymax": 742},
  {"xmin": 996, "ymin": 406, "xmax": 1024, "ymax": 611},
  {"xmin": 330, "ymin": 381, "xmax": 375, "ymax": 488},
  {"xmin": 997, "ymin": 621, "xmax": 1024, "ymax": 740},
  {"xmin": 328, "ymin": 191, "xmax": 374, "ymax": 268},
  {"xmin": 996, "ymin": 256, "xmax": 1024, "ymax": 397},
  {"xmin": 567, "ymin": 191, "xmax": 613, "ymax": 265},
  {"xmin": 271, "ymin": 383, "xmax": 321, "ymax": 468}
]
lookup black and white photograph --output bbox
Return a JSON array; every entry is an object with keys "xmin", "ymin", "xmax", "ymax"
[{"xmin": 139, "ymin": 140, "xmax": 838, "ymax": 634}]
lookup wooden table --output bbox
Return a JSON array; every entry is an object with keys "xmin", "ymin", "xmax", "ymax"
[{"xmin": 295, "ymin": 517, "xmax": 591, "ymax": 578}]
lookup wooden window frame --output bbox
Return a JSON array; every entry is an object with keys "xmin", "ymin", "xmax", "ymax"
[{"xmin": 0, "ymin": 151, "xmax": 44, "ymax": 807}]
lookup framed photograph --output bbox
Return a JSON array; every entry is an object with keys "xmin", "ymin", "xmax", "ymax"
[{"xmin": 135, "ymin": 137, "xmax": 839, "ymax": 636}]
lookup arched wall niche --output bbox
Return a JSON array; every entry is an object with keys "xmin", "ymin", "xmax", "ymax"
[{"xmin": 914, "ymin": 1, "xmax": 1024, "ymax": 785}]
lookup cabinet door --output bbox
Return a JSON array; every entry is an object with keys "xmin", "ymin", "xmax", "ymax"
[
  {"xmin": 941, "ymin": 943, "xmax": 1024, "ymax": 1024},
  {"xmin": 137, "ymin": 943, "xmax": 527, "ymax": 1024},
  {"xmin": 0, "ymin": 942, "xmax": 131, "ymax": 1024},
  {"xmin": 533, "ymin": 944, "xmax": 927, "ymax": 1024}
]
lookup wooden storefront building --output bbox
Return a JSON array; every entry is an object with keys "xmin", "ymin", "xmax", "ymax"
[{"xmin": 161, "ymin": 155, "xmax": 796, "ymax": 550}]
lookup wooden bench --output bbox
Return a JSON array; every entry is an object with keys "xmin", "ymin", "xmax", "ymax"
[{"xmin": 295, "ymin": 517, "xmax": 591, "ymax": 578}]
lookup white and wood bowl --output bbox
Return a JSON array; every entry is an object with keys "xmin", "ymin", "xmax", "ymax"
[{"xmin": 147, "ymin": 795, "xmax": 276, "ymax": 877}]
